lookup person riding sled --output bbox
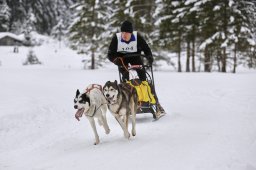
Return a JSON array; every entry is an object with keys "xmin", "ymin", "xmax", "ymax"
[{"xmin": 107, "ymin": 20, "xmax": 166, "ymax": 118}]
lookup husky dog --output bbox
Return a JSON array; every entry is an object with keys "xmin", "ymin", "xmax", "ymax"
[
  {"xmin": 74, "ymin": 84, "xmax": 110, "ymax": 145},
  {"xmin": 103, "ymin": 80, "xmax": 138, "ymax": 139}
]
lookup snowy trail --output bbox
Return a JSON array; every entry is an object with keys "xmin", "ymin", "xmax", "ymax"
[{"xmin": 0, "ymin": 67, "xmax": 256, "ymax": 170}]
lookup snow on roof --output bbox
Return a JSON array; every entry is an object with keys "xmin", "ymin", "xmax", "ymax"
[{"xmin": 0, "ymin": 32, "xmax": 23, "ymax": 41}]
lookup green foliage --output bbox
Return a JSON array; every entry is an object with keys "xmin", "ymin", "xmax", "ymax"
[
  {"xmin": 4, "ymin": 0, "xmax": 256, "ymax": 71},
  {"xmin": 154, "ymin": 0, "xmax": 256, "ymax": 71},
  {"xmin": 68, "ymin": 0, "xmax": 110, "ymax": 69}
]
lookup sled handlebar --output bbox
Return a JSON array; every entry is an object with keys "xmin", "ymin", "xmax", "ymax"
[
  {"xmin": 119, "ymin": 64, "xmax": 152, "ymax": 70},
  {"xmin": 117, "ymin": 54, "xmax": 152, "ymax": 69},
  {"xmin": 117, "ymin": 54, "xmax": 156, "ymax": 92}
]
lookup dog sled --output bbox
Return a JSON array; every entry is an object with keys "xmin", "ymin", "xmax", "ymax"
[{"xmin": 117, "ymin": 54, "xmax": 161, "ymax": 120}]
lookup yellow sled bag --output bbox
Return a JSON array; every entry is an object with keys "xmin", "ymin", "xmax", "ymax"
[{"xmin": 127, "ymin": 79, "xmax": 156, "ymax": 104}]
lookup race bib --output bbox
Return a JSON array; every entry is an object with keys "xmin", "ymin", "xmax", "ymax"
[{"xmin": 116, "ymin": 31, "xmax": 137, "ymax": 53}]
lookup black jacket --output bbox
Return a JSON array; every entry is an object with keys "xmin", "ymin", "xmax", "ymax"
[{"xmin": 107, "ymin": 32, "xmax": 153, "ymax": 65}]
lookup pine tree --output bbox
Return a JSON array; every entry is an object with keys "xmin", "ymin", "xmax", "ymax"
[
  {"xmin": 108, "ymin": 0, "xmax": 130, "ymax": 34},
  {"xmin": 156, "ymin": 0, "xmax": 185, "ymax": 72},
  {"xmin": 0, "ymin": 0, "xmax": 11, "ymax": 31},
  {"xmin": 6, "ymin": 0, "xmax": 75, "ymax": 34},
  {"xmin": 51, "ymin": 19, "xmax": 64, "ymax": 48},
  {"xmin": 127, "ymin": 0, "xmax": 155, "ymax": 41},
  {"xmin": 69, "ymin": 0, "xmax": 109, "ymax": 69},
  {"xmin": 5, "ymin": 0, "xmax": 23, "ymax": 32},
  {"xmin": 182, "ymin": 0, "xmax": 202, "ymax": 72},
  {"xmin": 233, "ymin": 0, "xmax": 256, "ymax": 71},
  {"xmin": 197, "ymin": 0, "xmax": 256, "ymax": 72}
]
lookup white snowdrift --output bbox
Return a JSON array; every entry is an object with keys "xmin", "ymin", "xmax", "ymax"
[{"xmin": 0, "ymin": 44, "xmax": 256, "ymax": 170}]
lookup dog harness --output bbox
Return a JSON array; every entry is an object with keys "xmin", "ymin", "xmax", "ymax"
[
  {"xmin": 85, "ymin": 84, "xmax": 102, "ymax": 94},
  {"xmin": 83, "ymin": 84, "xmax": 106, "ymax": 117},
  {"xmin": 88, "ymin": 104, "xmax": 104, "ymax": 117},
  {"xmin": 110, "ymin": 83, "xmax": 136, "ymax": 116}
]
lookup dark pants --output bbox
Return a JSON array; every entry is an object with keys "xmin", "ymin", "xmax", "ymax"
[
  {"xmin": 119, "ymin": 67, "xmax": 146, "ymax": 81},
  {"xmin": 118, "ymin": 56, "xmax": 146, "ymax": 81}
]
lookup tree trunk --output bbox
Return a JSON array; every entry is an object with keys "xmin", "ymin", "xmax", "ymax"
[
  {"xmin": 221, "ymin": 48, "xmax": 227, "ymax": 72},
  {"xmin": 252, "ymin": 48, "xmax": 256, "ymax": 68},
  {"xmin": 217, "ymin": 50, "xmax": 221, "ymax": 72},
  {"xmin": 91, "ymin": 0, "xmax": 96, "ymax": 70},
  {"xmin": 221, "ymin": 1, "xmax": 228, "ymax": 73},
  {"xmin": 204, "ymin": 46, "xmax": 211, "ymax": 72},
  {"xmin": 192, "ymin": 38, "xmax": 196, "ymax": 72},
  {"xmin": 186, "ymin": 40, "xmax": 190, "ymax": 72},
  {"xmin": 177, "ymin": 31, "xmax": 182, "ymax": 72},
  {"xmin": 91, "ymin": 49, "xmax": 95, "ymax": 69},
  {"xmin": 178, "ymin": 48, "xmax": 182, "ymax": 72},
  {"xmin": 233, "ymin": 44, "xmax": 237, "ymax": 73},
  {"xmin": 248, "ymin": 47, "xmax": 255, "ymax": 68}
]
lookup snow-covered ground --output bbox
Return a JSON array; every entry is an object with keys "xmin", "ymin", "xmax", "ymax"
[{"xmin": 0, "ymin": 43, "xmax": 256, "ymax": 170}]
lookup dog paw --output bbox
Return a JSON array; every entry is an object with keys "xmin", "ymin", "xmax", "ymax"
[
  {"xmin": 132, "ymin": 131, "xmax": 136, "ymax": 136},
  {"xmin": 105, "ymin": 129, "xmax": 110, "ymax": 134},
  {"xmin": 124, "ymin": 133, "xmax": 130, "ymax": 139},
  {"xmin": 94, "ymin": 137, "xmax": 100, "ymax": 145}
]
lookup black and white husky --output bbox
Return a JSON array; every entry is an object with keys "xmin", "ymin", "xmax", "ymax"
[
  {"xmin": 74, "ymin": 84, "xmax": 110, "ymax": 145},
  {"xmin": 103, "ymin": 80, "xmax": 138, "ymax": 139}
]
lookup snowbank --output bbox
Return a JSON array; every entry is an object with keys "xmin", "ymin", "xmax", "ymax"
[{"xmin": 0, "ymin": 44, "xmax": 256, "ymax": 170}]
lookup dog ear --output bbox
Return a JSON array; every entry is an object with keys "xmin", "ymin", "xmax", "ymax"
[
  {"xmin": 76, "ymin": 89, "xmax": 80, "ymax": 97},
  {"xmin": 104, "ymin": 81, "xmax": 109, "ymax": 89},
  {"xmin": 82, "ymin": 94, "xmax": 90, "ymax": 105},
  {"xmin": 114, "ymin": 80, "xmax": 118, "ymax": 85}
]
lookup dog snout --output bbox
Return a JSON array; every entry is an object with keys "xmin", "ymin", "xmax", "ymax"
[
  {"xmin": 106, "ymin": 94, "xmax": 110, "ymax": 98},
  {"xmin": 74, "ymin": 105, "xmax": 78, "ymax": 109}
]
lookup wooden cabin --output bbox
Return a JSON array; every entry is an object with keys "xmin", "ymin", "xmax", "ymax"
[{"xmin": 0, "ymin": 32, "xmax": 23, "ymax": 46}]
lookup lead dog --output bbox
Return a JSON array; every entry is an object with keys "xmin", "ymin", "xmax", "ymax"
[
  {"xmin": 103, "ymin": 80, "xmax": 138, "ymax": 139},
  {"xmin": 74, "ymin": 84, "xmax": 110, "ymax": 145}
]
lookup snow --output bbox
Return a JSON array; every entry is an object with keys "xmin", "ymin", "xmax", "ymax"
[
  {"xmin": 171, "ymin": 1, "xmax": 180, "ymax": 7},
  {"xmin": 213, "ymin": 5, "xmax": 221, "ymax": 11},
  {"xmin": 0, "ymin": 32, "xmax": 23, "ymax": 42},
  {"xmin": 173, "ymin": 7, "xmax": 186, "ymax": 14},
  {"xmin": 194, "ymin": 0, "xmax": 210, "ymax": 7},
  {"xmin": 247, "ymin": 38, "xmax": 256, "ymax": 46},
  {"xmin": 199, "ymin": 32, "xmax": 220, "ymax": 50},
  {"xmin": 229, "ymin": 0, "xmax": 235, "ymax": 7},
  {"xmin": 126, "ymin": 0, "xmax": 133, "ymax": 7},
  {"xmin": 0, "ymin": 41, "xmax": 256, "ymax": 170},
  {"xmin": 155, "ymin": 15, "xmax": 172, "ymax": 25},
  {"xmin": 184, "ymin": 0, "xmax": 198, "ymax": 6},
  {"xmin": 230, "ymin": 16, "xmax": 235, "ymax": 23},
  {"xmin": 190, "ymin": 5, "xmax": 200, "ymax": 13},
  {"xmin": 221, "ymin": 39, "xmax": 228, "ymax": 48}
]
